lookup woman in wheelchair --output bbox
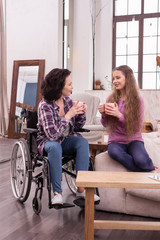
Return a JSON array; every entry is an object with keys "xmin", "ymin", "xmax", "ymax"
[{"xmin": 36, "ymin": 68, "xmax": 100, "ymax": 205}]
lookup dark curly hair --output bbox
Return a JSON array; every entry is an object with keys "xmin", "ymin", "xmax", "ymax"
[{"xmin": 41, "ymin": 68, "xmax": 71, "ymax": 101}]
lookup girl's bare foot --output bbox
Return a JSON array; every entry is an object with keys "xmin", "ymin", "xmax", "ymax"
[{"xmin": 151, "ymin": 166, "xmax": 160, "ymax": 173}]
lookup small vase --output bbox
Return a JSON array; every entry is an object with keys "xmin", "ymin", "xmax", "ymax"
[{"xmin": 96, "ymin": 84, "xmax": 101, "ymax": 90}]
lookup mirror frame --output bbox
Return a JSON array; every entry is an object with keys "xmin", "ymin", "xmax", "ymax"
[{"xmin": 8, "ymin": 59, "xmax": 45, "ymax": 139}]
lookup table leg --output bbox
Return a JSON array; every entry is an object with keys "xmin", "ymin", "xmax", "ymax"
[
  {"xmin": 85, "ymin": 188, "xmax": 94, "ymax": 240},
  {"xmin": 90, "ymin": 149, "xmax": 96, "ymax": 163}
]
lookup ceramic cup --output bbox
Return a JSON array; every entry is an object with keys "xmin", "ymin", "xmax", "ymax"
[
  {"xmin": 105, "ymin": 103, "xmax": 115, "ymax": 108},
  {"xmin": 73, "ymin": 101, "xmax": 84, "ymax": 107}
]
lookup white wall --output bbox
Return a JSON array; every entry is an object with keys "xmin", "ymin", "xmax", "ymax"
[
  {"xmin": 71, "ymin": 0, "xmax": 113, "ymax": 93},
  {"xmin": 6, "ymin": 0, "xmax": 113, "ymax": 103},
  {"xmin": 6, "ymin": 0, "xmax": 63, "ymax": 105},
  {"xmin": 71, "ymin": 0, "xmax": 92, "ymax": 92}
]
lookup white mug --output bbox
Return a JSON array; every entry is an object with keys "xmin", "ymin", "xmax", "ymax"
[{"xmin": 105, "ymin": 103, "xmax": 115, "ymax": 108}]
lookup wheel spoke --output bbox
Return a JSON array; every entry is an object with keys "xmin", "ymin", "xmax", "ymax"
[{"xmin": 65, "ymin": 160, "xmax": 77, "ymax": 195}]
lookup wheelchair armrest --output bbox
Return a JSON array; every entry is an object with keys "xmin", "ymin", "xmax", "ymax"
[
  {"xmin": 74, "ymin": 128, "xmax": 90, "ymax": 132},
  {"xmin": 23, "ymin": 128, "xmax": 38, "ymax": 133}
]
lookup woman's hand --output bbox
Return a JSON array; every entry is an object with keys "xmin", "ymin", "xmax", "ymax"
[
  {"xmin": 98, "ymin": 104, "xmax": 106, "ymax": 119},
  {"xmin": 82, "ymin": 103, "xmax": 87, "ymax": 113},
  {"xmin": 105, "ymin": 102, "xmax": 122, "ymax": 119},
  {"xmin": 65, "ymin": 101, "xmax": 86, "ymax": 121},
  {"xmin": 73, "ymin": 101, "xmax": 87, "ymax": 114}
]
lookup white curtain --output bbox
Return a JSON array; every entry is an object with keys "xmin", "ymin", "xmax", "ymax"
[{"xmin": 0, "ymin": 0, "xmax": 8, "ymax": 136}]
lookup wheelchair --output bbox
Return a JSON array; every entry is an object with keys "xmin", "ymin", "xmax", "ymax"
[{"xmin": 10, "ymin": 110, "xmax": 99, "ymax": 214}]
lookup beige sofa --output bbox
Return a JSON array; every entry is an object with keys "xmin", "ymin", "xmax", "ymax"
[
  {"xmin": 71, "ymin": 93, "xmax": 105, "ymax": 143},
  {"xmin": 95, "ymin": 132, "xmax": 160, "ymax": 218}
]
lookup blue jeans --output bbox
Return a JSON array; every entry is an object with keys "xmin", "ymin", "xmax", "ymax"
[
  {"xmin": 108, "ymin": 141, "xmax": 154, "ymax": 172},
  {"xmin": 44, "ymin": 136, "xmax": 89, "ymax": 193}
]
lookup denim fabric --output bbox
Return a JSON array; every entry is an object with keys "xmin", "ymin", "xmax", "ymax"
[
  {"xmin": 44, "ymin": 136, "xmax": 89, "ymax": 193},
  {"xmin": 108, "ymin": 141, "xmax": 154, "ymax": 172}
]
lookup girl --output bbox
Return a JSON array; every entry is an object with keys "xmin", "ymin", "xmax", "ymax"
[{"xmin": 98, "ymin": 65, "xmax": 155, "ymax": 172}]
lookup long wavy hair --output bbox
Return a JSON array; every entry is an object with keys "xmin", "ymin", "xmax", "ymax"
[
  {"xmin": 106, "ymin": 65, "xmax": 141, "ymax": 137},
  {"xmin": 41, "ymin": 68, "xmax": 71, "ymax": 101}
]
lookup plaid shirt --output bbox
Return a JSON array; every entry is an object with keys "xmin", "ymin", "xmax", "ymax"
[{"xmin": 37, "ymin": 96, "xmax": 86, "ymax": 155}]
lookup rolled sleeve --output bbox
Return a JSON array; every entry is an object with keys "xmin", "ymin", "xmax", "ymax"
[
  {"xmin": 100, "ymin": 116, "xmax": 107, "ymax": 127},
  {"xmin": 74, "ymin": 113, "xmax": 86, "ymax": 129},
  {"xmin": 118, "ymin": 114, "xmax": 125, "ymax": 123}
]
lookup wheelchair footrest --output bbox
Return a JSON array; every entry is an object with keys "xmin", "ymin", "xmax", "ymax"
[
  {"xmin": 73, "ymin": 198, "xmax": 100, "ymax": 208},
  {"xmin": 50, "ymin": 203, "xmax": 75, "ymax": 209},
  {"xmin": 73, "ymin": 198, "xmax": 85, "ymax": 208}
]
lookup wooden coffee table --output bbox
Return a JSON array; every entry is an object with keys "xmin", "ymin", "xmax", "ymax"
[
  {"xmin": 76, "ymin": 171, "xmax": 160, "ymax": 240},
  {"xmin": 89, "ymin": 143, "xmax": 107, "ymax": 162}
]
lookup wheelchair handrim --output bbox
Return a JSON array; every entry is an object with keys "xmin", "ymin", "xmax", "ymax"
[{"xmin": 10, "ymin": 141, "xmax": 27, "ymax": 200}]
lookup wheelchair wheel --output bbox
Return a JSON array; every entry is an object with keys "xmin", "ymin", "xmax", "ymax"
[
  {"xmin": 32, "ymin": 197, "xmax": 42, "ymax": 214},
  {"xmin": 10, "ymin": 138, "xmax": 32, "ymax": 203},
  {"xmin": 64, "ymin": 159, "xmax": 77, "ymax": 195}
]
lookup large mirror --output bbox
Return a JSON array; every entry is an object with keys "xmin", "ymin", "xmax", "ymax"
[{"xmin": 8, "ymin": 59, "xmax": 45, "ymax": 139}]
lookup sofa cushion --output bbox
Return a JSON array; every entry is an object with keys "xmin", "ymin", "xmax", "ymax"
[
  {"xmin": 93, "ymin": 116, "xmax": 101, "ymax": 125},
  {"xmin": 84, "ymin": 124, "xmax": 104, "ymax": 131},
  {"xmin": 126, "ymin": 193, "xmax": 160, "ymax": 218},
  {"xmin": 81, "ymin": 130, "xmax": 106, "ymax": 144},
  {"xmin": 95, "ymin": 151, "xmax": 160, "ymax": 214},
  {"xmin": 95, "ymin": 152, "xmax": 129, "ymax": 172},
  {"xmin": 71, "ymin": 93, "xmax": 100, "ymax": 125},
  {"xmin": 95, "ymin": 152, "xmax": 128, "ymax": 213},
  {"xmin": 96, "ymin": 188, "xmax": 127, "ymax": 213},
  {"xmin": 142, "ymin": 132, "xmax": 160, "ymax": 167},
  {"xmin": 125, "ymin": 188, "xmax": 160, "ymax": 202}
]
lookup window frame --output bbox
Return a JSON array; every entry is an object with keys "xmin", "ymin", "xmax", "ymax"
[
  {"xmin": 113, "ymin": 0, "xmax": 160, "ymax": 89},
  {"xmin": 62, "ymin": 0, "xmax": 73, "ymax": 69}
]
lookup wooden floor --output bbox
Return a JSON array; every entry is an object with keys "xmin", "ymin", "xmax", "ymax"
[{"xmin": 1, "ymin": 161, "xmax": 160, "ymax": 240}]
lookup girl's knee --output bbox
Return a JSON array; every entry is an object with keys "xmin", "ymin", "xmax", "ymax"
[
  {"xmin": 108, "ymin": 146, "xmax": 120, "ymax": 159},
  {"xmin": 135, "ymin": 156, "xmax": 154, "ymax": 170},
  {"xmin": 108, "ymin": 151, "xmax": 122, "ymax": 161}
]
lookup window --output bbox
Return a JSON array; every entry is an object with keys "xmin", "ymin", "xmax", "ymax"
[{"xmin": 113, "ymin": 0, "xmax": 160, "ymax": 89}]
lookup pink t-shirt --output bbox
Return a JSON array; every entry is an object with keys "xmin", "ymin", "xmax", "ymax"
[{"xmin": 101, "ymin": 96, "xmax": 144, "ymax": 144}]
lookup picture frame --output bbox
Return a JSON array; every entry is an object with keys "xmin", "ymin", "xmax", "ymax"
[{"xmin": 102, "ymin": 132, "xmax": 108, "ymax": 144}]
